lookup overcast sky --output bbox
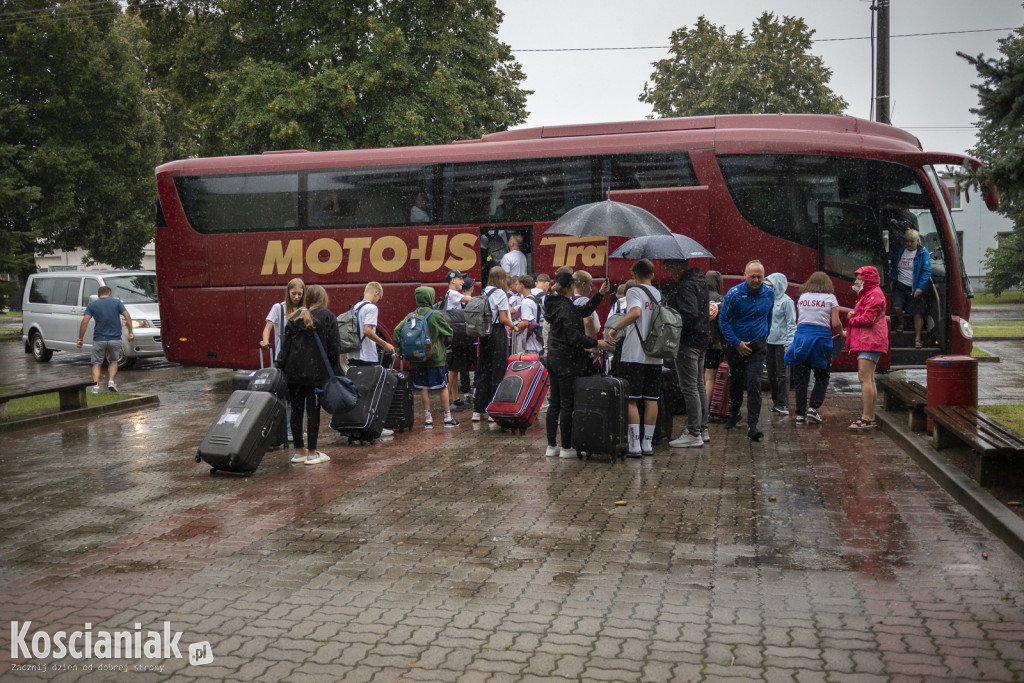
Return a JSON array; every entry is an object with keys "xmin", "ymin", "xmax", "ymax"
[{"xmin": 494, "ymin": 0, "xmax": 1023, "ymax": 156}]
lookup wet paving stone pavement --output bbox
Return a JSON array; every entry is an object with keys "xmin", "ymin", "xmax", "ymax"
[{"xmin": 2, "ymin": 340, "xmax": 1024, "ymax": 681}]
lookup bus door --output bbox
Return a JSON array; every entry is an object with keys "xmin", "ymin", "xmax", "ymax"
[{"xmin": 817, "ymin": 201, "xmax": 889, "ymax": 284}]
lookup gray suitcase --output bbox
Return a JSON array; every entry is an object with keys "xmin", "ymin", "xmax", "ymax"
[{"xmin": 196, "ymin": 390, "xmax": 285, "ymax": 476}]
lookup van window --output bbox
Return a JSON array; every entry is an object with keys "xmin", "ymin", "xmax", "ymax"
[
  {"xmin": 29, "ymin": 278, "xmax": 56, "ymax": 304},
  {"xmin": 30, "ymin": 277, "xmax": 80, "ymax": 306},
  {"xmin": 81, "ymin": 278, "xmax": 100, "ymax": 306}
]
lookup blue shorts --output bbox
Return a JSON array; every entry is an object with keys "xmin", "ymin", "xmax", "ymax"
[
  {"xmin": 412, "ymin": 366, "xmax": 447, "ymax": 390},
  {"xmin": 858, "ymin": 351, "xmax": 882, "ymax": 364}
]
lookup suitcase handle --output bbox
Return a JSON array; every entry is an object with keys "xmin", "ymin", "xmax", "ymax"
[{"xmin": 260, "ymin": 344, "xmax": 272, "ymax": 369}]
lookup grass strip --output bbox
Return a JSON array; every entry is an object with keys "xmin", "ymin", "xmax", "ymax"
[
  {"xmin": 2, "ymin": 390, "xmax": 132, "ymax": 420},
  {"xmin": 980, "ymin": 405, "xmax": 1024, "ymax": 437},
  {"xmin": 971, "ymin": 346, "xmax": 991, "ymax": 358},
  {"xmin": 971, "ymin": 291, "xmax": 1024, "ymax": 306}
]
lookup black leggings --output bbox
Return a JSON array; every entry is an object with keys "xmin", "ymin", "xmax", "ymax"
[
  {"xmin": 546, "ymin": 371, "xmax": 578, "ymax": 448},
  {"xmin": 288, "ymin": 384, "xmax": 321, "ymax": 451},
  {"xmin": 473, "ymin": 326, "xmax": 509, "ymax": 413}
]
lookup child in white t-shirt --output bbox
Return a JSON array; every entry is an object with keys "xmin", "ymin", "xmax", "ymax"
[{"xmin": 606, "ymin": 260, "xmax": 663, "ymax": 457}]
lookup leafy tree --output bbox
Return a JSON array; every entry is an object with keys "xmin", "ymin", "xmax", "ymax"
[
  {"xmin": 959, "ymin": 24, "xmax": 1024, "ymax": 295},
  {"xmin": 0, "ymin": 1, "xmax": 163, "ymax": 277},
  {"xmin": 641, "ymin": 13, "xmax": 847, "ymax": 118},
  {"xmin": 133, "ymin": 0, "xmax": 530, "ymax": 155}
]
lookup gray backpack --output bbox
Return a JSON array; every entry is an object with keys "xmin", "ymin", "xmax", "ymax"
[
  {"xmin": 635, "ymin": 286, "xmax": 683, "ymax": 360},
  {"xmin": 336, "ymin": 301, "xmax": 368, "ymax": 354},
  {"xmin": 464, "ymin": 287, "xmax": 497, "ymax": 338}
]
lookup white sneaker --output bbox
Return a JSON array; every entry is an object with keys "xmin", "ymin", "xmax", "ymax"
[
  {"xmin": 471, "ymin": 412, "xmax": 482, "ymax": 422},
  {"xmin": 380, "ymin": 428, "xmax": 395, "ymax": 437},
  {"xmin": 424, "ymin": 417, "xmax": 434, "ymax": 429},
  {"xmin": 559, "ymin": 447, "xmax": 578, "ymax": 459},
  {"xmin": 88, "ymin": 385, "xmax": 101, "ymax": 394},
  {"xmin": 807, "ymin": 408, "xmax": 822, "ymax": 423},
  {"xmin": 305, "ymin": 451, "xmax": 330, "ymax": 465},
  {"xmin": 107, "ymin": 382, "xmax": 118, "ymax": 393},
  {"xmin": 487, "ymin": 415, "xmax": 496, "ymax": 423},
  {"xmin": 700, "ymin": 428, "xmax": 710, "ymax": 442},
  {"xmin": 544, "ymin": 445, "xmax": 560, "ymax": 457},
  {"xmin": 290, "ymin": 452, "xmax": 307, "ymax": 464},
  {"xmin": 668, "ymin": 433, "xmax": 704, "ymax": 449}
]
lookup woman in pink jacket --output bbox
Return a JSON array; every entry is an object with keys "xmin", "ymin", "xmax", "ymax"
[{"xmin": 846, "ymin": 266, "xmax": 889, "ymax": 429}]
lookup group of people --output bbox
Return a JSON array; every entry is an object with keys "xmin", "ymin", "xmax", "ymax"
[{"xmin": 252, "ymin": 251, "xmax": 900, "ymax": 466}]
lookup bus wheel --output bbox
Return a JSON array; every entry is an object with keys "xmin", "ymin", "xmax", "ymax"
[
  {"xmin": 118, "ymin": 356, "xmax": 137, "ymax": 371},
  {"xmin": 30, "ymin": 331, "xmax": 53, "ymax": 362}
]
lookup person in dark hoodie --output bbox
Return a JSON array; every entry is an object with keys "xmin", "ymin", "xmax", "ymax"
[
  {"xmin": 394, "ymin": 286, "xmax": 458, "ymax": 429},
  {"xmin": 543, "ymin": 271, "xmax": 611, "ymax": 458},
  {"xmin": 275, "ymin": 284, "xmax": 341, "ymax": 465},
  {"xmin": 664, "ymin": 259, "xmax": 710, "ymax": 449},
  {"xmin": 718, "ymin": 260, "xmax": 774, "ymax": 442}
]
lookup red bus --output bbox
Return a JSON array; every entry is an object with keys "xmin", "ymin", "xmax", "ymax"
[{"xmin": 154, "ymin": 114, "xmax": 993, "ymax": 371}]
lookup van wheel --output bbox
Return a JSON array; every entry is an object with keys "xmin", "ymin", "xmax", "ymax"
[
  {"xmin": 30, "ymin": 331, "xmax": 53, "ymax": 362},
  {"xmin": 117, "ymin": 356, "xmax": 137, "ymax": 371}
]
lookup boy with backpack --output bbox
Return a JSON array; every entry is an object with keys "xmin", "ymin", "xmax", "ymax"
[
  {"xmin": 394, "ymin": 286, "xmax": 459, "ymax": 429},
  {"xmin": 605, "ymin": 259, "xmax": 665, "ymax": 457},
  {"xmin": 341, "ymin": 282, "xmax": 394, "ymax": 366}
]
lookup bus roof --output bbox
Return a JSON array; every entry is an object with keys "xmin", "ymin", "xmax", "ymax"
[{"xmin": 155, "ymin": 114, "xmax": 928, "ymax": 176}]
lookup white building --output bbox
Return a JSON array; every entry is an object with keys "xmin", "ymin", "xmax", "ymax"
[
  {"xmin": 34, "ymin": 242, "xmax": 156, "ymax": 272},
  {"xmin": 940, "ymin": 172, "xmax": 1015, "ymax": 292}
]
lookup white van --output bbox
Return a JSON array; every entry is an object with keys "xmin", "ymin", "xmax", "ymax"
[{"xmin": 22, "ymin": 271, "xmax": 164, "ymax": 369}]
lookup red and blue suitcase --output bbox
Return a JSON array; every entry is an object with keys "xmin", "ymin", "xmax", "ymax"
[
  {"xmin": 486, "ymin": 359, "xmax": 549, "ymax": 434},
  {"xmin": 196, "ymin": 390, "xmax": 285, "ymax": 476},
  {"xmin": 572, "ymin": 375, "xmax": 629, "ymax": 461}
]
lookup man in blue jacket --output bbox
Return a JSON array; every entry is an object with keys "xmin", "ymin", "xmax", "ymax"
[{"xmin": 718, "ymin": 260, "xmax": 774, "ymax": 441}]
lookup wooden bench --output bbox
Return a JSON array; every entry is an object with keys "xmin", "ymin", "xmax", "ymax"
[
  {"xmin": 0, "ymin": 379, "xmax": 98, "ymax": 420},
  {"xmin": 925, "ymin": 404, "xmax": 1024, "ymax": 486},
  {"xmin": 878, "ymin": 378, "xmax": 928, "ymax": 432}
]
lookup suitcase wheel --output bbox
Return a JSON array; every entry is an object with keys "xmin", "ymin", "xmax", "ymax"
[
  {"xmin": 209, "ymin": 467, "xmax": 218, "ymax": 475},
  {"xmin": 577, "ymin": 451, "xmax": 584, "ymax": 460},
  {"xmin": 195, "ymin": 453, "xmax": 202, "ymax": 463},
  {"xmin": 518, "ymin": 428, "xmax": 526, "ymax": 435}
]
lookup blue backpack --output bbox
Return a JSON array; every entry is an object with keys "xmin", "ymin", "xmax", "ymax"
[{"xmin": 398, "ymin": 310, "xmax": 435, "ymax": 362}]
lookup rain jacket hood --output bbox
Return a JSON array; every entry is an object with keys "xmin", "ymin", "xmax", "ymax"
[
  {"xmin": 848, "ymin": 266, "xmax": 888, "ymax": 354},
  {"xmin": 766, "ymin": 273, "xmax": 796, "ymax": 346},
  {"xmin": 393, "ymin": 287, "xmax": 453, "ymax": 367}
]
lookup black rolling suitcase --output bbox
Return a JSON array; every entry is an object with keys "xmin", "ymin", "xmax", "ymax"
[
  {"xmin": 384, "ymin": 363, "xmax": 415, "ymax": 433},
  {"xmin": 572, "ymin": 375, "xmax": 629, "ymax": 461},
  {"xmin": 196, "ymin": 390, "xmax": 285, "ymax": 476},
  {"xmin": 246, "ymin": 347, "xmax": 289, "ymax": 447},
  {"xmin": 330, "ymin": 364, "xmax": 398, "ymax": 441}
]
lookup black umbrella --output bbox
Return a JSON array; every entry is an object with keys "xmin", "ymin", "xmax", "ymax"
[
  {"xmin": 545, "ymin": 200, "xmax": 674, "ymax": 238},
  {"xmin": 609, "ymin": 234, "xmax": 713, "ymax": 261}
]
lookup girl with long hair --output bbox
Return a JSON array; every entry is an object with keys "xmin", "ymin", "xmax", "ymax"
[
  {"xmin": 543, "ymin": 271, "xmax": 610, "ymax": 457},
  {"xmin": 275, "ymin": 284, "xmax": 342, "ymax": 464},
  {"xmin": 471, "ymin": 266, "xmax": 514, "ymax": 422},
  {"xmin": 784, "ymin": 271, "xmax": 845, "ymax": 424}
]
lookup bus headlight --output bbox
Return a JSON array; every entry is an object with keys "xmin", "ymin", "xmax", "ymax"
[
  {"xmin": 959, "ymin": 318, "xmax": 974, "ymax": 340},
  {"xmin": 131, "ymin": 319, "xmax": 152, "ymax": 329}
]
